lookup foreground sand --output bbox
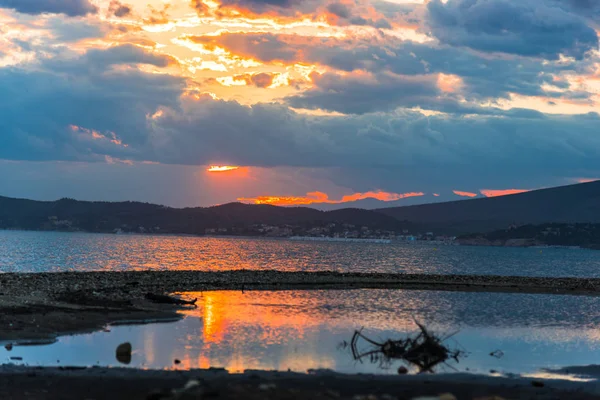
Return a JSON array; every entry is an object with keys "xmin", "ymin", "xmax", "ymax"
[
  {"xmin": 2, "ymin": 366, "xmax": 600, "ymax": 400},
  {"xmin": 2, "ymin": 270, "xmax": 600, "ymax": 340}
]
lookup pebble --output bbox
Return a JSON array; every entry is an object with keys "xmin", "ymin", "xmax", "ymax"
[
  {"xmin": 116, "ymin": 342, "xmax": 132, "ymax": 365},
  {"xmin": 181, "ymin": 380, "xmax": 200, "ymax": 391},
  {"xmin": 474, "ymin": 397, "xmax": 508, "ymax": 400},
  {"xmin": 411, "ymin": 395, "xmax": 456, "ymax": 400},
  {"xmin": 259, "ymin": 383, "xmax": 277, "ymax": 391},
  {"xmin": 489, "ymin": 350, "xmax": 504, "ymax": 359},
  {"xmin": 439, "ymin": 394, "xmax": 457, "ymax": 400}
]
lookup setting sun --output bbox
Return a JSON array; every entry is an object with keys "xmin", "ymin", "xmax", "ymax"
[{"xmin": 207, "ymin": 165, "xmax": 240, "ymax": 172}]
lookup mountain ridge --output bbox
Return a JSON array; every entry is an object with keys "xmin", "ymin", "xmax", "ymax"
[
  {"xmin": 1, "ymin": 180, "xmax": 599, "ymax": 236},
  {"xmin": 376, "ymin": 180, "xmax": 600, "ymax": 234},
  {"xmin": 0, "ymin": 195, "xmax": 414, "ymax": 235}
]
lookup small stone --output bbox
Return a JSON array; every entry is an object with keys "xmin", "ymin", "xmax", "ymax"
[
  {"xmin": 489, "ymin": 350, "xmax": 504, "ymax": 359},
  {"xmin": 474, "ymin": 397, "xmax": 508, "ymax": 400},
  {"xmin": 146, "ymin": 389, "xmax": 171, "ymax": 400},
  {"xmin": 259, "ymin": 383, "xmax": 276, "ymax": 391},
  {"xmin": 531, "ymin": 380, "xmax": 545, "ymax": 388},
  {"xmin": 439, "ymin": 394, "xmax": 457, "ymax": 400},
  {"xmin": 116, "ymin": 342, "xmax": 132, "ymax": 365},
  {"xmin": 181, "ymin": 380, "xmax": 200, "ymax": 391},
  {"xmin": 397, "ymin": 366, "xmax": 408, "ymax": 374},
  {"xmin": 5, "ymin": 343, "xmax": 12, "ymax": 351}
]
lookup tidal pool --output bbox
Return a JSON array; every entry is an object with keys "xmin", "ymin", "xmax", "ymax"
[{"xmin": 3, "ymin": 289, "xmax": 600, "ymax": 378}]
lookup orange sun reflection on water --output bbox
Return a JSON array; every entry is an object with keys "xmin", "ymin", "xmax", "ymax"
[{"xmin": 173, "ymin": 291, "xmax": 343, "ymax": 372}]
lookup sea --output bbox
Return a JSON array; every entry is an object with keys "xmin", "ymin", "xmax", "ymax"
[{"xmin": 1, "ymin": 230, "xmax": 599, "ymax": 276}]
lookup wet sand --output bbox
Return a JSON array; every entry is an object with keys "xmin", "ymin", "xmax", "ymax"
[
  {"xmin": 2, "ymin": 365, "xmax": 600, "ymax": 400},
  {"xmin": 2, "ymin": 270, "xmax": 600, "ymax": 340}
]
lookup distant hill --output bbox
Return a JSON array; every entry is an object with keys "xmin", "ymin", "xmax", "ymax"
[
  {"xmin": 456, "ymin": 223, "xmax": 600, "ymax": 249},
  {"xmin": 308, "ymin": 193, "xmax": 448, "ymax": 211},
  {"xmin": 0, "ymin": 196, "xmax": 413, "ymax": 235},
  {"xmin": 2, "ymin": 180, "xmax": 599, "ymax": 237},
  {"xmin": 376, "ymin": 181, "xmax": 600, "ymax": 235}
]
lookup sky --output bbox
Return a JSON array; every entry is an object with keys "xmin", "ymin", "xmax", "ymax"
[{"xmin": 0, "ymin": 0, "xmax": 599, "ymax": 208}]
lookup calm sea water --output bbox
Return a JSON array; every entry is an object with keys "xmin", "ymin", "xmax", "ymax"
[
  {"xmin": 0, "ymin": 230, "xmax": 599, "ymax": 276},
  {"xmin": 4, "ymin": 289, "xmax": 600, "ymax": 377}
]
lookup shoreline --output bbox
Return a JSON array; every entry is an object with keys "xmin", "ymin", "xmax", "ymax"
[
  {"xmin": 2, "ymin": 270, "xmax": 600, "ymax": 341},
  {"xmin": 1, "ymin": 366, "xmax": 600, "ymax": 400}
]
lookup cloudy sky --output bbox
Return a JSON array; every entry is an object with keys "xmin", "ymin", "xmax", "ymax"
[{"xmin": 0, "ymin": 0, "xmax": 599, "ymax": 208}]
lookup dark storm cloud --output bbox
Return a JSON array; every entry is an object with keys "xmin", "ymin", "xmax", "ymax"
[
  {"xmin": 327, "ymin": 2, "xmax": 351, "ymax": 18},
  {"xmin": 4, "ymin": 43, "xmax": 599, "ymax": 176},
  {"xmin": 211, "ymin": 0, "xmax": 316, "ymax": 16},
  {"xmin": 190, "ymin": 33, "xmax": 594, "ymax": 105},
  {"xmin": 46, "ymin": 18, "xmax": 107, "ymax": 41},
  {"xmin": 0, "ymin": 0, "xmax": 98, "ymax": 16},
  {"xmin": 552, "ymin": 0, "xmax": 600, "ymax": 23},
  {"xmin": 0, "ymin": 46, "xmax": 185, "ymax": 162},
  {"xmin": 324, "ymin": 2, "xmax": 391, "ymax": 28},
  {"xmin": 425, "ymin": 0, "xmax": 599, "ymax": 60},
  {"xmin": 232, "ymin": 73, "xmax": 276, "ymax": 88},
  {"xmin": 286, "ymin": 71, "xmax": 441, "ymax": 114},
  {"xmin": 43, "ymin": 44, "xmax": 178, "ymax": 75},
  {"xmin": 192, "ymin": 0, "xmax": 391, "ymax": 28},
  {"xmin": 2, "ymin": 40, "xmax": 600, "ymax": 194},
  {"xmin": 109, "ymin": 0, "xmax": 132, "ymax": 17}
]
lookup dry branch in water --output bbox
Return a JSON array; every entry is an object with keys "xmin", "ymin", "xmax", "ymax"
[{"xmin": 344, "ymin": 321, "xmax": 464, "ymax": 373}]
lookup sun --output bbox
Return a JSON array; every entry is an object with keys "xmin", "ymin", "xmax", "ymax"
[{"xmin": 207, "ymin": 165, "xmax": 240, "ymax": 172}]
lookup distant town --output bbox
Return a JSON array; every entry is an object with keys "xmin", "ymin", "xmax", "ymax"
[{"xmin": 202, "ymin": 223, "xmax": 457, "ymax": 243}]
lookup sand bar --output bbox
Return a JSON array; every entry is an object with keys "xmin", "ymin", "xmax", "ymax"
[{"xmin": 2, "ymin": 270, "xmax": 600, "ymax": 340}]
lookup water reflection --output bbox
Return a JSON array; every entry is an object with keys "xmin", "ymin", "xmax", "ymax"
[
  {"xmin": 2, "ymin": 230, "xmax": 600, "ymax": 276},
  {"xmin": 4, "ymin": 290, "xmax": 600, "ymax": 375}
]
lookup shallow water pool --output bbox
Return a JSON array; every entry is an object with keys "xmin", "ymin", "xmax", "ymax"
[{"xmin": 3, "ymin": 289, "xmax": 600, "ymax": 377}]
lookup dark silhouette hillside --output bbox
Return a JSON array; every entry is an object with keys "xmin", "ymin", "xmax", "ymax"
[
  {"xmin": 2, "ymin": 181, "xmax": 599, "ymax": 237},
  {"xmin": 0, "ymin": 196, "xmax": 412, "ymax": 235},
  {"xmin": 376, "ymin": 181, "xmax": 600, "ymax": 234}
]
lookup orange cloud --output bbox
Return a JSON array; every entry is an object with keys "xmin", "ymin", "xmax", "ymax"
[
  {"xmin": 577, "ymin": 178, "xmax": 598, "ymax": 183},
  {"xmin": 339, "ymin": 191, "xmax": 423, "ymax": 202},
  {"xmin": 238, "ymin": 190, "xmax": 424, "ymax": 206},
  {"xmin": 69, "ymin": 125, "xmax": 128, "ymax": 147},
  {"xmin": 480, "ymin": 189, "xmax": 530, "ymax": 197},
  {"xmin": 437, "ymin": 73, "xmax": 463, "ymax": 93},
  {"xmin": 453, "ymin": 190, "xmax": 478, "ymax": 198}
]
